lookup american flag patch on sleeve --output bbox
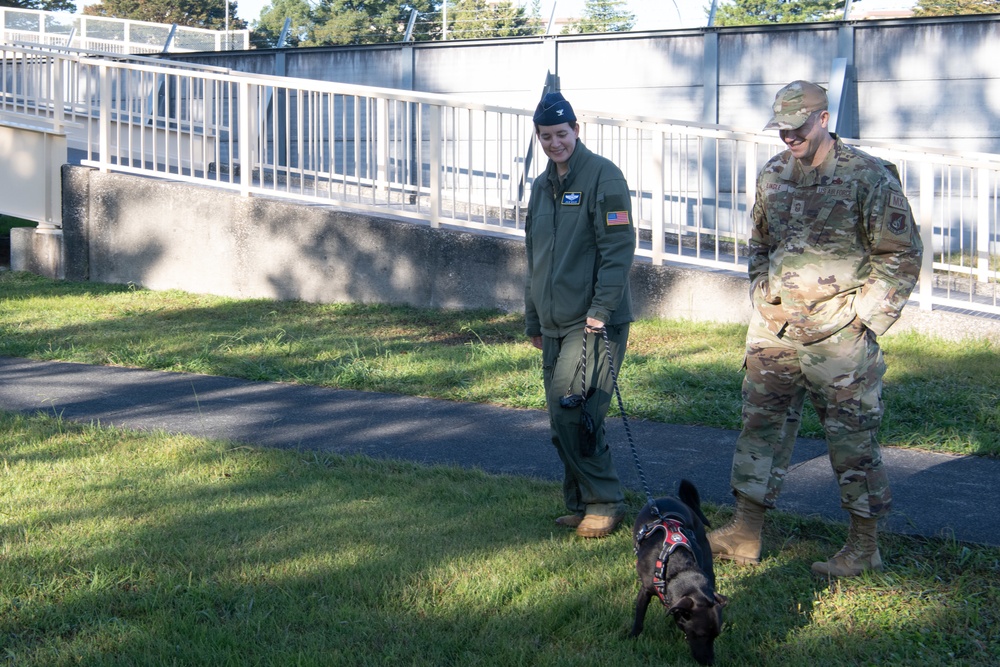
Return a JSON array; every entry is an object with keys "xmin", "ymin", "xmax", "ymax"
[{"xmin": 606, "ymin": 211, "xmax": 630, "ymax": 226}]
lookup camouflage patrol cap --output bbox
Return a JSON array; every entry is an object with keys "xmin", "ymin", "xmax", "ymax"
[{"xmin": 764, "ymin": 80, "xmax": 828, "ymax": 130}]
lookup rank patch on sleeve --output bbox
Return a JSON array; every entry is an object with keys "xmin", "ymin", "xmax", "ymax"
[
  {"xmin": 562, "ymin": 192, "xmax": 582, "ymax": 205},
  {"xmin": 606, "ymin": 211, "xmax": 630, "ymax": 226},
  {"xmin": 889, "ymin": 192, "xmax": 907, "ymax": 210}
]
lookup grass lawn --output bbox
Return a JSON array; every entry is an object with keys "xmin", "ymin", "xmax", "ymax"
[
  {"xmin": 0, "ymin": 272, "xmax": 997, "ymax": 458},
  {"xmin": 1, "ymin": 411, "xmax": 996, "ymax": 666},
  {"xmin": 1, "ymin": 273, "xmax": 999, "ymax": 664}
]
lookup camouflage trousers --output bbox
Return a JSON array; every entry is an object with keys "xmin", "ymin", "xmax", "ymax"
[
  {"xmin": 730, "ymin": 311, "xmax": 891, "ymax": 518},
  {"xmin": 542, "ymin": 324, "xmax": 628, "ymax": 517}
]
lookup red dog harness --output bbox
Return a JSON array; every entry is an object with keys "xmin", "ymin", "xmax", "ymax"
[{"xmin": 634, "ymin": 515, "xmax": 694, "ymax": 606}]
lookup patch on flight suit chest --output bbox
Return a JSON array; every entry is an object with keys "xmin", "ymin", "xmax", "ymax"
[{"xmin": 562, "ymin": 192, "xmax": 582, "ymax": 205}]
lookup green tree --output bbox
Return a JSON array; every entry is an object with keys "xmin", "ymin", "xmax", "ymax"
[
  {"xmin": 913, "ymin": 0, "xmax": 1000, "ymax": 15},
  {"xmin": 309, "ymin": 0, "xmax": 433, "ymax": 45},
  {"xmin": 0, "ymin": 0, "xmax": 76, "ymax": 12},
  {"xmin": 713, "ymin": 0, "xmax": 845, "ymax": 26},
  {"xmin": 527, "ymin": 0, "xmax": 544, "ymax": 34},
  {"xmin": 84, "ymin": 0, "xmax": 247, "ymax": 30},
  {"xmin": 251, "ymin": 0, "xmax": 312, "ymax": 47},
  {"xmin": 564, "ymin": 0, "xmax": 635, "ymax": 33},
  {"xmin": 444, "ymin": 0, "xmax": 537, "ymax": 39}
]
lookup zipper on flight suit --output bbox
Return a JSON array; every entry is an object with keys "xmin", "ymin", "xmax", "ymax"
[{"xmin": 549, "ymin": 177, "xmax": 560, "ymax": 330}]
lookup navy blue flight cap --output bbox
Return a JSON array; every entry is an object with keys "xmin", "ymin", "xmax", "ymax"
[{"xmin": 533, "ymin": 92, "xmax": 577, "ymax": 126}]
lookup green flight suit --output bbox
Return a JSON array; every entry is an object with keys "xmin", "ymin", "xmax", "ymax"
[{"xmin": 525, "ymin": 139, "xmax": 636, "ymax": 518}]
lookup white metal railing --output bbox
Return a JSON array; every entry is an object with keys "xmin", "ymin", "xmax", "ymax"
[
  {"xmin": 1, "ymin": 7, "xmax": 249, "ymax": 54},
  {"xmin": 845, "ymin": 141, "xmax": 1000, "ymax": 315},
  {"xmin": 2, "ymin": 41, "xmax": 1000, "ymax": 316}
]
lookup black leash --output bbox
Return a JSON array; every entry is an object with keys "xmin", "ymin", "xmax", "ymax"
[{"xmin": 565, "ymin": 325, "xmax": 663, "ymax": 521}]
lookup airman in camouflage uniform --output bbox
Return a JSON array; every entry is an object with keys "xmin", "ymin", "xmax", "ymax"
[{"xmin": 708, "ymin": 80, "xmax": 923, "ymax": 577}]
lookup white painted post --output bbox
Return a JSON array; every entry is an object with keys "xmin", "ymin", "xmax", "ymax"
[
  {"xmin": 918, "ymin": 161, "xmax": 935, "ymax": 311},
  {"xmin": 40, "ymin": 132, "xmax": 65, "ymax": 231},
  {"xmin": 977, "ymin": 166, "xmax": 990, "ymax": 284},
  {"xmin": 239, "ymin": 80, "xmax": 252, "ymax": 196},
  {"xmin": 53, "ymin": 54, "xmax": 64, "ymax": 135},
  {"xmin": 377, "ymin": 96, "xmax": 388, "ymax": 191},
  {"xmin": 429, "ymin": 104, "xmax": 441, "ymax": 228},
  {"xmin": 98, "ymin": 63, "xmax": 110, "ymax": 173},
  {"xmin": 651, "ymin": 128, "xmax": 665, "ymax": 264},
  {"xmin": 745, "ymin": 140, "xmax": 757, "ymax": 259}
]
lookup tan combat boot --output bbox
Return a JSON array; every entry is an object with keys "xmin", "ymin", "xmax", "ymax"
[
  {"xmin": 707, "ymin": 494, "xmax": 767, "ymax": 565},
  {"xmin": 576, "ymin": 510, "xmax": 625, "ymax": 538},
  {"xmin": 811, "ymin": 515, "xmax": 883, "ymax": 577},
  {"xmin": 554, "ymin": 514, "xmax": 584, "ymax": 528}
]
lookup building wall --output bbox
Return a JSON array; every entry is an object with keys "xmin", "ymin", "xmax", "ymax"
[
  {"xmin": 176, "ymin": 15, "xmax": 1000, "ymax": 154},
  {"xmin": 856, "ymin": 19, "xmax": 1000, "ymax": 152}
]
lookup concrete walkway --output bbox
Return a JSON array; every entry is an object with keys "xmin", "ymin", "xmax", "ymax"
[{"xmin": 0, "ymin": 356, "xmax": 995, "ymax": 547}]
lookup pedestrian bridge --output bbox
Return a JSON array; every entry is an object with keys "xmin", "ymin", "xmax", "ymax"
[
  {"xmin": 0, "ymin": 6, "xmax": 249, "ymax": 53},
  {"xmin": 2, "ymin": 34, "xmax": 1000, "ymax": 317}
]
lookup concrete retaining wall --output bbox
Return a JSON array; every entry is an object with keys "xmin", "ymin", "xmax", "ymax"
[
  {"xmin": 51, "ymin": 166, "xmax": 1000, "ymax": 344},
  {"xmin": 59, "ymin": 166, "xmax": 748, "ymax": 322}
]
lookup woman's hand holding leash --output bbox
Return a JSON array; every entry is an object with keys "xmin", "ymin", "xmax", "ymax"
[{"xmin": 531, "ymin": 318, "xmax": 603, "ymax": 350}]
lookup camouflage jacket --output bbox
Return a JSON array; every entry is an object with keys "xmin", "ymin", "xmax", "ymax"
[{"xmin": 748, "ymin": 135, "xmax": 923, "ymax": 342}]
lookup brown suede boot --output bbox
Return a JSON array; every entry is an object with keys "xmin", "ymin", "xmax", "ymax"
[
  {"xmin": 576, "ymin": 510, "xmax": 625, "ymax": 538},
  {"xmin": 707, "ymin": 494, "xmax": 767, "ymax": 565},
  {"xmin": 811, "ymin": 515, "xmax": 883, "ymax": 577}
]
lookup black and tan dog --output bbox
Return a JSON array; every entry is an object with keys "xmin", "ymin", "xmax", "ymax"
[{"xmin": 630, "ymin": 479, "xmax": 728, "ymax": 665}]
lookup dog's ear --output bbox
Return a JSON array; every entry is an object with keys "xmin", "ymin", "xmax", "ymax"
[
  {"xmin": 714, "ymin": 593, "xmax": 729, "ymax": 608},
  {"xmin": 668, "ymin": 596, "xmax": 695, "ymax": 617}
]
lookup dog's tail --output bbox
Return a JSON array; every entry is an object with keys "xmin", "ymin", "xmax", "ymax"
[{"xmin": 679, "ymin": 479, "xmax": 712, "ymax": 528}]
